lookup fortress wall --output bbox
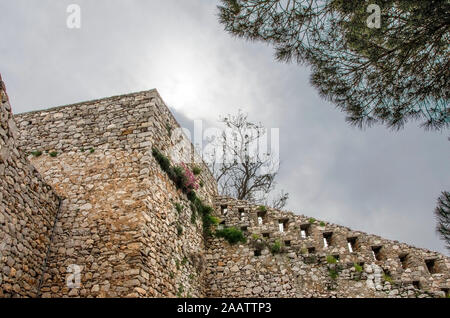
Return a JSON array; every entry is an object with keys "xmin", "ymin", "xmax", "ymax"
[
  {"xmin": 0, "ymin": 75, "xmax": 60, "ymax": 297},
  {"xmin": 13, "ymin": 90, "xmax": 217, "ymax": 297},
  {"xmin": 206, "ymin": 196, "xmax": 450, "ymax": 298}
]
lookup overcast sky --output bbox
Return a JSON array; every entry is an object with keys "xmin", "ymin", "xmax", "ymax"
[{"xmin": 1, "ymin": 0, "xmax": 449, "ymax": 254}]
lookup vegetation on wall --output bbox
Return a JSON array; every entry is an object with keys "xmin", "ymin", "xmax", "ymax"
[
  {"xmin": 354, "ymin": 263, "xmax": 363, "ymax": 273},
  {"xmin": 326, "ymin": 255, "xmax": 338, "ymax": 264},
  {"xmin": 270, "ymin": 240, "xmax": 282, "ymax": 254},
  {"xmin": 152, "ymin": 147, "xmax": 216, "ymax": 238},
  {"xmin": 30, "ymin": 150, "xmax": 43, "ymax": 157},
  {"xmin": 215, "ymin": 226, "xmax": 246, "ymax": 245}
]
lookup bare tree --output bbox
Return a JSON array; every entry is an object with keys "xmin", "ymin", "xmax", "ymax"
[{"xmin": 206, "ymin": 110, "xmax": 289, "ymax": 209}]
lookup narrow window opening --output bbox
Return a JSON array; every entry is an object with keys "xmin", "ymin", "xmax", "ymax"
[
  {"xmin": 412, "ymin": 281, "xmax": 420, "ymax": 290},
  {"xmin": 323, "ymin": 232, "xmax": 333, "ymax": 248},
  {"xmin": 257, "ymin": 211, "xmax": 266, "ymax": 225},
  {"xmin": 399, "ymin": 254, "xmax": 408, "ymax": 269},
  {"xmin": 221, "ymin": 205, "xmax": 228, "ymax": 216},
  {"xmin": 425, "ymin": 259, "xmax": 438, "ymax": 274},
  {"xmin": 308, "ymin": 247, "xmax": 316, "ymax": 254},
  {"xmin": 262, "ymin": 232, "xmax": 270, "ymax": 238},
  {"xmin": 279, "ymin": 219, "xmax": 289, "ymax": 232},
  {"xmin": 284, "ymin": 240, "xmax": 291, "ymax": 247},
  {"xmin": 241, "ymin": 226, "xmax": 248, "ymax": 232},
  {"xmin": 254, "ymin": 250, "xmax": 262, "ymax": 257},
  {"xmin": 333, "ymin": 254, "xmax": 340, "ymax": 262},
  {"xmin": 300, "ymin": 224, "xmax": 310, "ymax": 238},
  {"xmin": 347, "ymin": 237, "xmax": 358, "ymax": 253},
  {"xmin": 218, "ymin": 220, "xmax": 225, "ymax": 230},
  {"xmin": 358, "ymin": 262, "xmax": 365, "ymax": 267},
  {"xmin": 238, "ymin": 208, "xmax": 245, "ymax": 219},
  {"xmin": 371, "ymin": 246, "xmax": 383, "ymax": 261}
]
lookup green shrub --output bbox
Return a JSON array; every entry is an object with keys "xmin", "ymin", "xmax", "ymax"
[
  {"xmin": 191, "ymin": 211, "xmax": 197, "ymax": 224},
  {"xmin": 166, "ymin": 123, "xmax": 172, "ymax": 137},
  {"xmin": 308, "ymin": 218, "xmax": 316, "ymax": 224},
  {"xmin": 189, "ymin": 273, "xmax": 195, "ymax": 280},
  {"xmin": 215, "ymin": 227, "xmax": 246, "ymax": 245},
  {"xmin": 177, "ymin": 224, "xmax": 183, "ymax": 236},
  {"xmin": 270, "ymin": 240, "xmax": 282, "ymax": 254},
  {"xmin": 252, "ymin": 234, "xmax": 261, "ymax": 240},
  {"xmin": 152, "ymin": 148, "xmax": 171, "ymax": 173},
  {"xmin": 354, "ymin": 263, "xmax": 363, "ymax": 272},
  {"xmin": 383, "ymin": 274, "xmax": 393, "ymax": 283},
  {"xmin": 181, "ymin": 256, "xmax": 188, "ymax": 266},
  {"xmin": 89, "ymin": 148, "xmax": 95, "ymax": 154},
  {"xmin": 319, "ymin": 221, "xmax": 326, "ymax": 226},
  {"xmin": 326, "ymin": 255, "xmax": 337, "ymax": 264},
  {"xmin": 175, "ymin": 202, "xmax": 183, "ymax": 214},
  {"xmin": 192, "ymin": 166, "xmax": 202, "ymax": 175},
  {"xmin": 80, "ymin": 147, "xmax": 85, "ymax": 152},
  {"xmin": 49, "ymin": 151, "xmax": 58, "ymax": 157},
  {"xmin": 31, "ymin": 150, "xmax": 43, "ymax": 157},
  {"xmin": 199, "ymin": 181, "xmax": 204, "ymax": 188},
  {"xmin": 329, "ymin": 269, "xmax": 339, "ymax": 280},
  {"xmin": 175, "ymin": 259, "xmax": 180, "ymax": 270},
  {"xmin": 258, "ymin": 205, "xmax": 267, "ymax": 212},
  {"xmin": 177, "ymin": 285, "xmax": 184, "ymax": 298}
]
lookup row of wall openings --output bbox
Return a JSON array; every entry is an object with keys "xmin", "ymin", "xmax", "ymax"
[
  {"xmin": 323, "ymin": 232, "xmax": 333, "ymax": 248},
  {"xmin": 308, "ymin": 247, "xmax": 316, "ymax": 254},
  {"xmin": 221, "ymin": 205, "xmax": 441, "ymax": 274}
]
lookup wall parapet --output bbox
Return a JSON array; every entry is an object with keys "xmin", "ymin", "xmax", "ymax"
[{"xmin": 206, "ymin": 196, "xmax": 450, "ymax": 298}]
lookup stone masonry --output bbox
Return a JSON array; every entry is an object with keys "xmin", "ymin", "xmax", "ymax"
[
  {"xmin": 0, "ymin": 75, "xmax": 60, "ymax": 297},
  {"xmin": 0, "ymin": 74, "xmax": 449, "ymax": 298}
]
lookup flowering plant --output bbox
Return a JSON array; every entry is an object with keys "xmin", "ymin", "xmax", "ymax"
[{"xmin": 180, "ymin": 163, "xmax": 199, "ymax": 191}]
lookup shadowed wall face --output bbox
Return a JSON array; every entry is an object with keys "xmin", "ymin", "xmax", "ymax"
[{"xmin": 0, "ymin": 75, "xmax": 60, "ymax": 298}]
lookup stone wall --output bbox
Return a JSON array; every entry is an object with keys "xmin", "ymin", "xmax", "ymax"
[
  {"xmin": 13, "ymin": 90, "xmax": 217, "ymax": 297},
  {"xmin": 0, "ymin": 74, "xmax": 60, "ymax": 297},
  {"xmin": 3, "ymin": 78, "xmax": 449, "ymax": 298},
  {"xmin": 205, "ymin": 196, "xmax": 450, "ymax": 298}
]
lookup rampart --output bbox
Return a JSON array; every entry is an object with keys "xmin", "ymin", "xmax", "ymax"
[{"xmin": 0, "ymin": 74, "xmax": 448, "ymax": 298}]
